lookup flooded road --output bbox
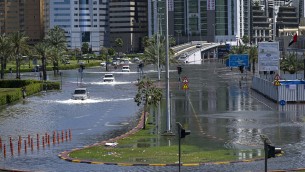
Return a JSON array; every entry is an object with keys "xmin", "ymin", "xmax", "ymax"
[
  {"xmin": 0, "ymin": 65, "xmax": 142, "ymax": 171},
  {"xmin": 0, "ymin": 62, "xmax": 305, "ymax": 172}
]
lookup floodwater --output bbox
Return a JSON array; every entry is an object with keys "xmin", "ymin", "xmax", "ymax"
[{"xmin": 0, "ymin": 62, "xmax": 305, "ymax": 172}]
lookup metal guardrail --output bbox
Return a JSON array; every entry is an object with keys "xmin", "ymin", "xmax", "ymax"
[{"xmin": 251, "ymin": 76, "xmax": 305, "ymax": 102}]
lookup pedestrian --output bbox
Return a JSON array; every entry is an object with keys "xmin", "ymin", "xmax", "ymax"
[{"xmin": 21, "ymin": 87, "xmax": 26, "ymax": 99}]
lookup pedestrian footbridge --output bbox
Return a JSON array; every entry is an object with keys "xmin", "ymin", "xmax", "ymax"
[{"xmin": 172, "ymin": 41, "xmax": 220, "ymax": 64}]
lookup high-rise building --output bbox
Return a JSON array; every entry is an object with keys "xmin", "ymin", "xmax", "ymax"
[
  {"xmin": 109, "ymin": 0, "xmax": 147, "ymax": 53},
  {"xmin": 0, "ymin": 0, "xmax": 44, "ymax": 44},
  {"xmin": 148, "ymin": 0, "xmax": 248, "ymax": 45},
  {"xmin": 45, "ymin": 0, "xmax": 109, "ymax": 52}
]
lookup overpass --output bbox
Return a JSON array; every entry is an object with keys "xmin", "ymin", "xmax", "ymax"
[{"xmin": 171, "ymin": 41, "xmax": 221, "ymax": 64}]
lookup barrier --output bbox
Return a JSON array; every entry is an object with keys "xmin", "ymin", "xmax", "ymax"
[{"xmin": 0, "ymin": 129, "xmax": 72, "ymax": 158}]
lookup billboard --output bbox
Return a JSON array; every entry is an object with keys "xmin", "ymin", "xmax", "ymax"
[
  {"xmin": 258, "ymin": 42, "xmax": 280, "ymax": 72},
  {"xmin": 228, "ymin": 54, "xmax": 249, "ymax": 67}
]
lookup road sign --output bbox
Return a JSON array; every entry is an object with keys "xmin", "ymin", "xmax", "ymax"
[
  {"xmin": 182, "ymin": 76, "xmax": 189, "ymax": 83},
  {"xmin": 279, "ymin": 100, "xmax": 286, "ymax": 106},
  {"xmin": 182, "ymin": 83, "xmax": 189, "ymax": 90},
  {"xmin": 274, "ymin": 74, "xmax": 280, "ymax": 80},
  {"xmin": 274, "ymin": 80, "xmax": 281, "ymax": 86},
  {"xmin": 228, "ymin": 54, "xmax": 249, "ymax": 67}
]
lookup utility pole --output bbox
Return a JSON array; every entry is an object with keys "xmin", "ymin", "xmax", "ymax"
[{"xmin": 165, "ymin": 0, "xmax": 172, "ymax": 134}]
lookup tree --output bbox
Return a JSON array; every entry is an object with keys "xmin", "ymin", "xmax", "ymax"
[
  {"xmin": 248, "ymin": 46, "xmax": 258, "ymax": 74},
  {"xmin": 229, "ymin": 45, "xmax": 248, "ymax": 54},
  {"xmin": 143, "ymin": 34, "xmax": 176, "ymax": 67},
  {"xmin": 34, "ymin": 41, "xmax": 51, "ymax": 81},
  {"xmin": 134, "ymin": 76, "xmax": 162, "ymax": 129},
  {"xmin": 115, "ymin": 38, "xmax": 123, "ymax": 49},
  {"xmin": 242, "ymin": 35, "xmax": 250, "ymax": 45},
  {"xmin": 9, "ymin": 32, "xmax": 29, "ymax": 79},
  {"xmin": 0, "ymin": 34, "xmax": 12, "ymax": 79},
  {"xmin": 280, "ymin": 53, "xmax": 303, "ymax": 74},
  {"xmin": 81, "ymin": 42, "xmax": 89, "ymax": 55},
  {"xmin": 44, "ymin": 26, "xmax": 67, "ymax": 75}
]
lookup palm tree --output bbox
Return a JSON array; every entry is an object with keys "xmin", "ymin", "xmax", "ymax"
[
  {"xmin": 81, "ymin": 42, "xmax": 89, "ymax": 55},
  {"xmin": 134, "ymin": 76, "xmax": 163, "ymax": 129},
  {"xmin": 0, "ymin": 34, "xmax": 12, "ymax": 79},
  {"xmin": 248, "ymin": 46, "xmax": 258, "ymax": 74},
  {"xmin": 280, "ymin": 53, "xmax": 303, "ymax": 74},
  {"xmin": 115, "ymin": 38, "xmax": 123, "ymax": 49},
  {"xmin": 9, "ymin": 32, "xmax": 29, "ymax": 79},
  {"xmin": 34, "ymin": 41, "xmax": 51, "ymax": 81},
  {"xmin": 44, "ymin": 26, "xmax": 67, "ymax": 75}
]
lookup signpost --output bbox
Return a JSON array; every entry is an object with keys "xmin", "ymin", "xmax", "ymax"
[
  {"xmin": 228, "ymin": 54, "xmax": 249, "ymax": 67},
  {"xmin": 182, "ymin": 76, "xmax": 189, "ymax": 90}
]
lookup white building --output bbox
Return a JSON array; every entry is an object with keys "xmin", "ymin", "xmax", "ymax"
[{"xmin": 45, "ymin": 0, "xmax": 109, "ymax": 52}]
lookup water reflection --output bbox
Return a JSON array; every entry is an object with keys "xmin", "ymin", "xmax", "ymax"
[{"xmin": 154, "ymin": 62, "xmax": 305, "ymax": 162}]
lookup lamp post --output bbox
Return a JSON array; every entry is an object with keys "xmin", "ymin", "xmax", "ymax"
[{"xmin": 165, "ymin": 0, "xmax": 172, "ymax": 134}]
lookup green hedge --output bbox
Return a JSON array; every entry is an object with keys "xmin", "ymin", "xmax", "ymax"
[{"xmin": 0, "ymin": 80, "xmax": 60, "ymax": 105}]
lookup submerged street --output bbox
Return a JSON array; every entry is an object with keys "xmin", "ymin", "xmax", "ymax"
[{"xmin": 0, "ymin": 62, "xmax": 305, "ymax": 172}]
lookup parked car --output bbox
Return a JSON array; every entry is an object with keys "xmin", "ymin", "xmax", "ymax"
[
  {"xmin": 103, "ymin": 73, "xmax": 115, "ymax": 82},
  {"xmin": 72, "ymin": 88, "xmax": 89, "ymax": 100},
  {"xmin": 122, "ymin": 65, "xmax": 130, "ymax": 72},
  {"xmin": 196, "ymin": 44, "xmax": 202, "ymax": 48},
  {"xmin": 100, "ymin": 62, "xmax": 106, "ymax": 66}
]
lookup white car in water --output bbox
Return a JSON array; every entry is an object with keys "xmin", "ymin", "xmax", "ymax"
[
  {"xmin": 103, "ymin": 73, "xmax": 115, "ymax": 82},
  {"xmin": 122, "ymin": 65, "xmax": 130, "ymax": 72},
  {"xmin": 72, "ymin": 88, "xmax": 89, "ymax": 100}
]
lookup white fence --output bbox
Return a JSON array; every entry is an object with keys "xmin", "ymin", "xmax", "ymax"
[{"xmin": 251, "ymin": 76, "xmax": 305, "ymax": 102}]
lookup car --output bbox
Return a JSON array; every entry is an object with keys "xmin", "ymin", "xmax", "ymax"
[
  {"xmin": 72, "ymin": 88, "xmax": 89, "ymax": 100},
  {"xmin": 122, "ymin": 65, "xmax": 130, "ymax": 72},
  {"xmin": 196, "ymin": 44, "xmax": 202, "ymax": 48},
  {"xmin": 100, "ymin": 62, "xmax": 106, "ymax": 66},
  {"xmin": 103, "ymin": 73, "xmax": 115, "ymax": 82}
]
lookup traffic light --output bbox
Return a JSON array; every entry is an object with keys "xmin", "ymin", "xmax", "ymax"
[
  {"xmin": 177, "ymin": 66, "xmax": 182, "ymax": 75},
  {"xmin": 180, "ymin": 128, "xmax": 191, "ymax": 138},
  {"xmin": 267, "ymin": 145, "xmax": 282, "ymax": 158}
]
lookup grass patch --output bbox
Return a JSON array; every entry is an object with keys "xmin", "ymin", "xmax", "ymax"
[{"xmin": 69, "ymin": 123, "xmax": 255, "ymax": 164}]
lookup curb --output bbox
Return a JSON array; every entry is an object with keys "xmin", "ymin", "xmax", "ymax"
[
  {"xmin": 58, "ymin": 111, "xmax": 265, "ymax": 167},
  {"xmin": 57, "ymin": 112, "xmax": 305, "ymax": 170}
]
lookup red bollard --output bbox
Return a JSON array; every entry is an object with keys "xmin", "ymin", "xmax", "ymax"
[
  {"xmin": 65, "ymin": 130, "xmax": 68, "ymax": 142},
  {"xmin": 45, "ymin": 133, "xmax": 47, "ymax": 142},
  {"xmin": 3, "ymin": 144, "xmax": 6, "ymax": 158},
  {"xmin": 52, "ymin": 132, "xmax": 55, "ymax": 144},
  {"xmin": 0, "ymin": 136, "xmax": 2, "ymax": 149},
  {"xmin": 24, "ymin": 140, "xmax": 27, "ymax": 154},
  {"xmin": 69, "ymin": 129, "xmax": 72, "ymax": 140},
  {"xmin": 37, "ymin": 134, "xmax": 39, "ymax": 150},
  {"xmin": 31, "ymin": 138, "xmax": 33, "ymax": 152},
  {"xmin": 61, "ymin": 130, "xmax": 64, "ymax": 143},
  {"xmin": 17, "ymin": 140, "xmax": 20, "ymax": 155},
  {"xmin": 57, "ymin": 132, "xmax": 60, "ymax": 144},
  {"xmin": 10, "ymin": 142, "xmax": 13, "ymax": 156},
  {"xmin": 9, "ymin": 137, "xmax": 13, "ymax": 156},
  {"xmin": 47, "ymin": 134, "xmax": 50, "ymax": 146},
  {"xmin": 42, "ymin": 136, "xmax": 45, "ymax": 148},
  {"xmin": 28, "ymin": 134, "xmax": 30, "ymax": 147}
]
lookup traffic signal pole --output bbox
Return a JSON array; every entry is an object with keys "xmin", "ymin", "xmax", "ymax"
[{"xmin": 176, "ymin": 122, "xmax": 182, "ymax": 172}]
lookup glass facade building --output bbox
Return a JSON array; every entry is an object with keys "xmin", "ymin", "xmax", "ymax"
[
  {"xmin": 45, "ymin": 0, "xmax": 109, "ymax": 51},
  {"xmin": 148, "ymin": 0, "xmax": 248, "ymax": 44}
]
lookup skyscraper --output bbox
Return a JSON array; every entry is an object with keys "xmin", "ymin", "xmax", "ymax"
[
  {"xmin": 148, "ymin": 0, "xmax": 248, "ymax": 45},
  {"xmin": 109, "ymin": 0, "xmax": 147, "ymax": 53},
  {"xmin": 0, "ymin": 0, "xmax": 44, "ymax": 44},
  {"xmin": 45, "ymin": 0, "xmax": 109, "ymax": 52}
]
